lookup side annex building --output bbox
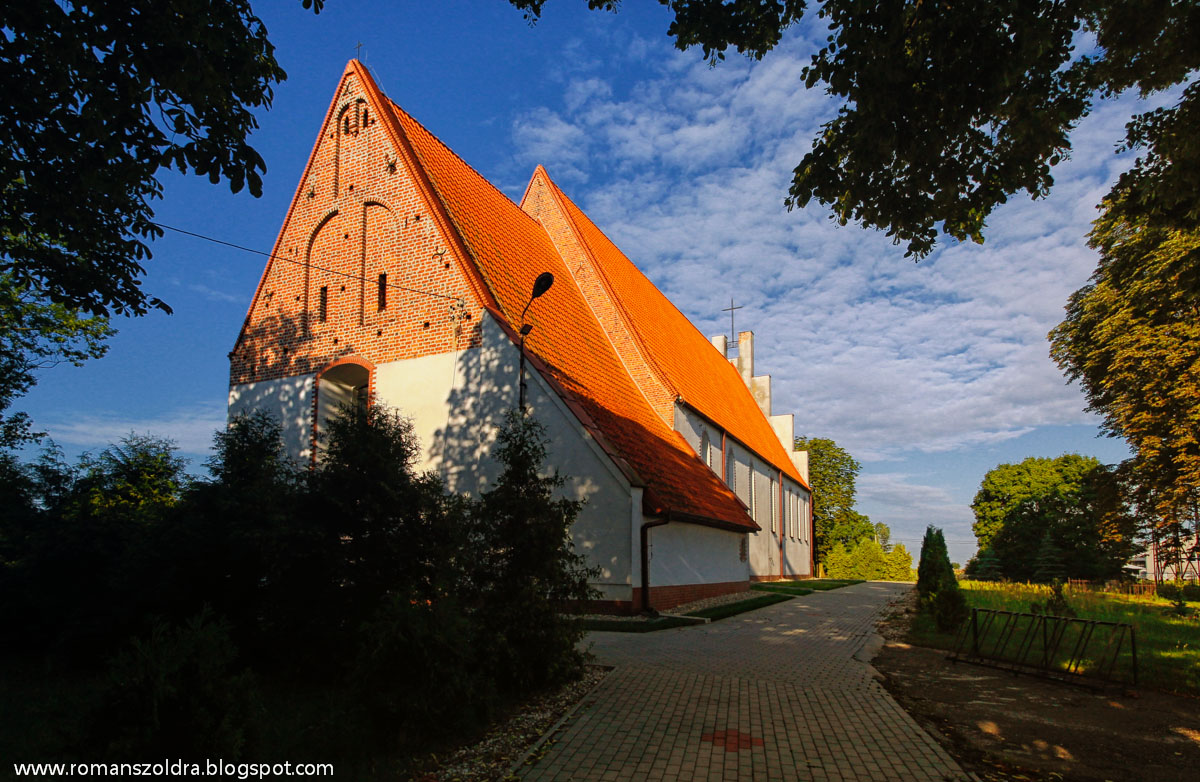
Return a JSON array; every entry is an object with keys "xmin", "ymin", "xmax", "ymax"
[{"xmin": 228, "ymin": 61, "xmax": 814, "ymax": 613}]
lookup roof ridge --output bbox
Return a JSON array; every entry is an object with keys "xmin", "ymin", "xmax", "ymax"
[{"xmin": 541, "ymin": 175, "xmax": 679, "ymax": 402}]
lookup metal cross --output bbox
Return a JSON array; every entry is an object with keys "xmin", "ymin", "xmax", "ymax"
[
  {"xmin": 354, "ymin": 41, "xmax": 364, "ymax": 59},
  {"xmin": 721, "ymin": 298, "xmax": 743, "ymax": 344}
]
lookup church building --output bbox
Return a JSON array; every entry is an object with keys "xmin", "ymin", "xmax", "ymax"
[{"xmin": 228, "ymin": 61, "xmax": 813, "ymax": 612}]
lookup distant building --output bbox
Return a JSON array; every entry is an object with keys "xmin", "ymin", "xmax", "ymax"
[
  {"xmin": 228, "ymin": 61, "xmax": 813, "ymax": 612},
  {"xmin": 1127, "ymin": 536, "xmax": 1200, "ymax": 582}
]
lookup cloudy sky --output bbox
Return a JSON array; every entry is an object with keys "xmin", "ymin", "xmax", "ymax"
[{"xmin": 21, "ymin": 0, "xmax": 1150, "ymax": 563}]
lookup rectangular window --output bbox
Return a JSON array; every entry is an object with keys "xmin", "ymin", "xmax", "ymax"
[
  {"xmin": 801, "ymin": 496, "xmax": 810, "ymax": 543},
  {"xmin": 319, "ymin": 286, "xmax": 328, "ymax": 322},
  {"xmin": 750, "ymin": 468, "xmax": 757, "ymax": 521},
  {"xmin": 770, "ymin": 477, "xmax": 777, "ymax": 534},
  {"xmin": 377, "ymin": 273, "xmax": 387, "ymax": 311}
]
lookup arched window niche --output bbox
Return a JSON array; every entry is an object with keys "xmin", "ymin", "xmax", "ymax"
[{"xmin": 314, "ymin": 356, "xmax": 374, "ymax": 455}]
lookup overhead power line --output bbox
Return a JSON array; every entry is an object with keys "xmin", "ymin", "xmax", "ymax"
[{"xmin": 153, "ymin": 221, "xmax": 463, "ymax": 303}]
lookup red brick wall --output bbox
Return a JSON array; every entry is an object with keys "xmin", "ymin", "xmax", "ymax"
[{"xmin": 230, "ymin": 69, "xmax": 485, "ymax": 389}]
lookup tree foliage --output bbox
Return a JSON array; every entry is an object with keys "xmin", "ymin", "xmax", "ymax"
[
  {"xmin": 0, "ymin": 404, "xmax": 597, "ymax": 757},
  {"xmin": 971, "ymin": 455, "xmax": 1137, "ymax": 582},
  {"xmin": 1050, "ymin": 205, "xmax": 1200, "ymax": 530},
  {"xmin": 823, "ymin": 538, "xmax": 913, "ymax": 581},
  {"xmin": 0, "ymin": 0, "xmax": 306, "ymax": 317},
  {"xmin": 0, "ymin": 276, "xmax": 114, "ymax": 448},
  {"xmin": 508, "ymin": 1, "xmax": 1199, "ymax": 257},
  {"xmin": 794, "ymin": 435, "xmax": 870, "ymax": 563}
]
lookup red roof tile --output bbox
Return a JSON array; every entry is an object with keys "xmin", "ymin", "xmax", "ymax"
[
  {"xmin": 376, "ymin": 90, "xmax": 758, "ymax": 531},
  {"xmin": 534, "ymin": 176, "xmax": 808, "ymax": 488}
]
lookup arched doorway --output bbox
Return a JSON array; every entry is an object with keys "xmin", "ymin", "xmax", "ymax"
[{"xmin": 315, "ymin": 357, "xmax": 373, "ymax": 453}]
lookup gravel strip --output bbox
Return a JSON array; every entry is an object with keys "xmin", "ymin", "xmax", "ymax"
[
  {"xmin": 575, "ymin": 589, "xmax": 768, "ymax": 623},
  {"xmin": 419, "ymin": 665, "xmax": 609, "ymax": 782},
  {"xmin": 666, "ymin": 589, "xmax": 763, "ymax": 615}
]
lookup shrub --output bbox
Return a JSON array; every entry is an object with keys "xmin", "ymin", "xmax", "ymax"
[
  {"xmin": 90, "ymin": 609, "xmax": 259, "ymax": 759},
  {"xmin": 916, "ymin": 525, "xmax": 952, "ymax": 600},
  {"xmin": 349, "ymin": 596, "xmax": 495, "ymax": 742},
  {"xmin": 930, "ymin": 585, "xmax": 969, "ymax": 631},
  {"xmin": 475, "ymin": 412, "xmax": 597, "ymax": 692},
  {"xmin": 917, "ymin": 525, "xmax": 968, "ymax": 631}
]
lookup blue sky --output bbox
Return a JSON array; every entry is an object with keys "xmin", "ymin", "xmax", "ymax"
[{"xmin": 21, "ymin": 0, "xmax": 1147, "ymax": 564}]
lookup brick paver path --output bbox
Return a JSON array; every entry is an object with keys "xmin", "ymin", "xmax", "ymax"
[{"xmin": 520, "ymin": 582, "xmax": 969, "ymax": 781}]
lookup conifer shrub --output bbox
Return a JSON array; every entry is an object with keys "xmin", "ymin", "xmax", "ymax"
[
  {"xmin": 1031, "ymin": 532, "xmax": 1068, "ymax": 584},
  {"xmin": 917, "ymin": 525, "xmax": 968, "ymax": 631},
  {"xmin": 475, "ymin": 412, "xmax": 598, "ymax": 693}
]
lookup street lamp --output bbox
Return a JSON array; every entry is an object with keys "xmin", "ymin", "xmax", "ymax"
[
  {"xmin": 516, "ymin": 272, "xmax": 552, "ymax": 412},
  {"xmin": 518, "ymin": 272, "xmax": 555, "ymax": 413}
]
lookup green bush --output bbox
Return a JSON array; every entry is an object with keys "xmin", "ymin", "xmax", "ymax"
[
  {"xmin": 475, "ymin": 412, "xmax": 597, "ymax": 693},
  {"xmin": 350, "ymin": 596, "xmax": 495, "ymax": 741},
  {"xmin": 90, "ymin": 609, "xmax": 259, "ymax": 760},
  {"xmin": 917, "ymin": 526, "xmax": 968, "ymax": 631},
  {"xmin": 931, "ymin": 586, "xmax": 969, "ymax": 631},
  {"xmin": 1157, "ymin": 582, "xmax": 1200, "ymax": 603}
]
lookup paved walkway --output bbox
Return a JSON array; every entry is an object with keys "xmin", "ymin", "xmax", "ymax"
[{"xmin": 520, "ymin": 582, "xmax": 969, "ymax": 781}]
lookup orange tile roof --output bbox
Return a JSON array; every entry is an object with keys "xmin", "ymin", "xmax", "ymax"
[
  {"xmin": 538, "ymin": 177, "xmax": 808, "ymax": 488},
  {"xmin": 378, "ymin": 94, "xmax": 758, "ymax": 531}
]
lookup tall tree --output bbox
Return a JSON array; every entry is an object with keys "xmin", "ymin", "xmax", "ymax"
[
  {"xmin": 972, "ymin": 455, "xmax": 1137, "ymax": 581},
  {"xmin": 794, "ymin": 435, "xmax": 871, "ymax": 562},
  {"xmin": 0, "ymin": 0, "xmax": 318, "ymax": 317},
  {"xmin": 506, "ymin": 1, "xmax": 1199, "ymax": 257},
  {"xmin": 1050, "ymin": 204, "xmax": 1200, "ymax": 531}
]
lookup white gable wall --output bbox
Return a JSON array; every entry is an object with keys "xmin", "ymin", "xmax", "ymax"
[
  {"xmin": 228, "ymin": 375, "xmax": 315, "ymax": 461},
  {"xmin": 228, "ymin": 314, "xmax": 639, "ymax": 604}
]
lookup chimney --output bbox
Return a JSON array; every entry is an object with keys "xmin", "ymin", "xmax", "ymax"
[{"xmin": 736, "ymin": 331, "xmax": 754, "ymax": 382}]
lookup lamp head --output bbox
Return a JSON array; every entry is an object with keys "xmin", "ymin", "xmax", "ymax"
[{"xmin": 531, "ymin": 271, "xmax": 555, "ymax": 300}]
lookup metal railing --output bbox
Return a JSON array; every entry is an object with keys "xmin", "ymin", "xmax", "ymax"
[{"xmin": 949, "ymin": 608, "xmax": 1137, "ymax": 688}]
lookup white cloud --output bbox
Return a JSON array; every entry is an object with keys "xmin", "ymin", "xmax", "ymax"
[
  {"xmin": 41, "ymin": 401, "xmax": 226, "ymax": 458},
  {"xmin": 857, "ymin": 472, "xmax": 979, "ymax": 562},
  {"xmin": 509, "ymin": 26, "xmax": 1154, "ymax": 463}
]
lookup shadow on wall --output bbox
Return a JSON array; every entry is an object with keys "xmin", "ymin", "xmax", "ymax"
[{"xmin": 427, "ymin": 335, "xmax": 641, "ymax": 584}]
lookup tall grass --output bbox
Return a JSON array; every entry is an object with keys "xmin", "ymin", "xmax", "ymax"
[{"xmin": 907, "ymin": 580, "xmax": 1200, "ymax": 695}]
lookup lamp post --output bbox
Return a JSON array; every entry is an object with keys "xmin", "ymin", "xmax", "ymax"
[{"xmin": 518, "ymin": 272, "xmax": 555, "ymax": 414}]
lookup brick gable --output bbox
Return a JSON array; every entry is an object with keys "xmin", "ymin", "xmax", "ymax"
[{"xmin": 230, "ymin": 62, "xmax": 487, "ymax": 387}]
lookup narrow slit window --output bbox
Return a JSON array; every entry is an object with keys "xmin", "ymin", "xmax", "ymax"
[
  {"xmin": 319, "ymin": 286, "xmax": 328, "ymax": 322},
  {"xmin": 377, "ymin": 273, "xmax": 387, "ymax": 311}
]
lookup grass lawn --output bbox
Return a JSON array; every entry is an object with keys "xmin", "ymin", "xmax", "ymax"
[
  {"xmin": 802, "ymin": 579, "xmax": 864, "ymax": 591},
  {"xmin": 751, "ymin": 583, "xmax": 814, "ymax": 596},
  {"xmin": 684, "ymin": 593, "xmax": 792, "ymax": 620},
  {"xmin": 579, "ymin": 616, "xmax": 703, "ymax": 633},
  {"xmin": 907, "ymin": 580, "xmax": 1200, "ymax": 695}
]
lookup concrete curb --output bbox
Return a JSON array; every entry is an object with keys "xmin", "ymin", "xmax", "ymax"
[{"xmin": 504, "ymin": 666, "xmax": 614, "ymax": 779}]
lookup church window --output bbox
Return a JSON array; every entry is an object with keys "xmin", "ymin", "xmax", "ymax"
[
  {"xmin": 319, "ymin": 286, "xmax": 328, "ymax": 322},
  {"xmin": 377, "ymin": 273, "xmax": 387, "ymax": 311},
  {"xmin": 749, "ymin": 467, "xmax": 757, "ymax": 521},
  {"xmin": 770, "ymin": 476, "xmax": 777, "ymax": 534},
  {"xmin": 699, "ymin": 429, "xmax": 711, "ymax": 468},
  {"xmin": 725, "ymin": 446, "xmax": 735, "ymax": 488}
]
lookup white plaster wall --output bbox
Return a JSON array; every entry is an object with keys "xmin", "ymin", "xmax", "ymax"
[
  {"xmin": 227, "ymin": 375, "xmax": 315, "ymax": 461},
  {"xmin": 315, "ymin": 376, "xmax": 355, "ymax": 445},
  {"xmin": 781, "ymin": 480, "xmax": 813, "ymax": 577},
  {"xmin": 673, "ymin": 403, "xmax": 719, "ymax": 474},
  {"xmin": 372, "ymin": 314, "xmax": 635, "ymax": 602},
  {"xmin": 646, "ymin": 522, "xmax": 749, "ymax": 587}
]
